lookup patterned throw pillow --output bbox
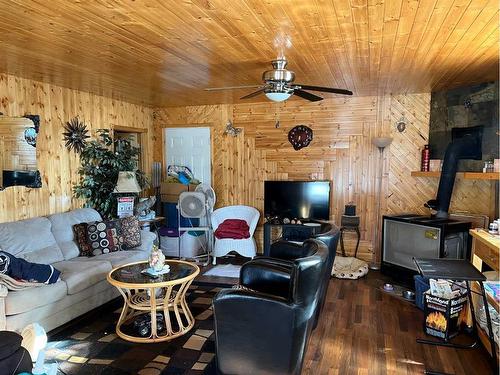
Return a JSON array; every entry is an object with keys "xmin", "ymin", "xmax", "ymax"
[
  {"xmin": 86, "ymin": 220, "xmax": 124, "ymax": 256},
  {"xmin": 73, "ymin": 223, "xmax": 93, "ymax": 257},
  {"xmin": 120, "ymin": 216, "xmax": 141, "ymax": 249}
]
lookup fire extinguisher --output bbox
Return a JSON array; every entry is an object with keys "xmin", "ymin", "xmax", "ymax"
[{"xmin": 421, "ymin": 145, "xmax": 430, "ymax": 171}]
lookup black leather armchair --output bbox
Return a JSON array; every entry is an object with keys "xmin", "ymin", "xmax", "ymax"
[
  {"xmin": 212, "ymin": 239, "xmax": 328, "ymax": 375},
  {"xmin": 266, "ymin": 222, "xmax": 339, "ymax": 326}
]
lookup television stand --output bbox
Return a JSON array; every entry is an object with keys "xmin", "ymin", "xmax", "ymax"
[{"xmin": 263, "ymin": 221, "xmax": 323, "ymax": 256}]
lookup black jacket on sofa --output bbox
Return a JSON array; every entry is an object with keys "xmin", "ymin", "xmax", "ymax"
[{"xmin": 212, "ymin": 239, "xmax": 328, "ymax": 375}]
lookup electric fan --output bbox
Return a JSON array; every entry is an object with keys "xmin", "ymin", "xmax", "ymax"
[
  {"xmin": 179, "ymin": 192, "xmax": 206, "ymax": 218},
  {"xmin": 195, "ymin": 183, "xmax": 216, "ymax": 211},
  {"xmin": 177, "ymin": 191, "xmax": 212, "ymax": 264}
]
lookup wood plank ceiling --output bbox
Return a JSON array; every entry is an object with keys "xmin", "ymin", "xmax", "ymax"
[{"xmin": 0, "ymin": 0, "xmax": 497, "ymax": 107}]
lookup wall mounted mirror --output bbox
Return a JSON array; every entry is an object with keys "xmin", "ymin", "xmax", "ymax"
[{"xmin": 0, "ymin": 114, "xmax": 42, "ymax": 190}]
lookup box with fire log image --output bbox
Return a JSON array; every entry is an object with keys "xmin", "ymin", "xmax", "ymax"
[{"xmin": 423, "ymin": 292, "xmax": 468, "ymax": 340}]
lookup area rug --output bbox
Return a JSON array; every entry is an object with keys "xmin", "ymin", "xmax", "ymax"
[
  {"xmin": 45, "ymin": 285, "xmax": 219, "ymax": 375},
  {"xmin": 202, "ymin": 264, "xmax": 241, "ymax": 278}
]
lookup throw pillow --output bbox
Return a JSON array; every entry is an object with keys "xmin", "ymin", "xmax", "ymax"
[
  {"xmin": 86, "ymin": 220, "xmax": 124, "ymax": 256},
  {"xmin": 73, "ymin": 223, "xmax": 93, "ymax": 257},
  {"xmin": 120, "ymin": 216, "xmax": 141, "ymax": 249}
]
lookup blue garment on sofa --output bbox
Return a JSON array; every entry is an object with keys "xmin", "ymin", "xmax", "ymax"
[{"xmin": 0, "ymin": 251, "xmax": 60, "ymax": 284}]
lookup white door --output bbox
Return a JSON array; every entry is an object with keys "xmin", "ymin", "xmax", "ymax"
[{"xmin": 164, "ymin": 127, "xmax": 211, "ymax": 184}]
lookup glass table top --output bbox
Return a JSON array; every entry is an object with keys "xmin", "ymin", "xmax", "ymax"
[{"xmin": 109, "ymin": 261, "xmax": 198, "ymax": 286}]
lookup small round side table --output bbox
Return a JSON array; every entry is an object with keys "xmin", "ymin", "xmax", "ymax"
[{"xmin": 107, "ymin": 260, "xmax": 199, "ymax": 343}]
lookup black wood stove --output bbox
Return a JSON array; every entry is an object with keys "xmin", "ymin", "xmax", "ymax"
[{"xmin": 381, "ymin": 214, "xmax": 471, "ymax": 284}]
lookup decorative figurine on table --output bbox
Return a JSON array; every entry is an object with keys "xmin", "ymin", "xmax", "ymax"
[
  {"xmin": 149, "ymin": 244, "xmax": 166, "ymax": 272},
  {"xmin": 142, "ymin": 245, "xmax": 169, "ymax": 277}
]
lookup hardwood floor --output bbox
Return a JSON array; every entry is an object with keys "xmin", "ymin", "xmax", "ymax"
[{"xmin": 303, "ymin": 272, "xmax": 494, "ymax": 375}]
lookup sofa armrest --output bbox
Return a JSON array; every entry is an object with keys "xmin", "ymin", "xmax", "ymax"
[
  {"xmin": 129, "ymin": 229, "xmax": 156, "ymax": 252},
  {"xmin": 240, "ymin": 261, "xmax": 294, "ymax": 301},
  {"xmin": 0, "ymin": 285, "xmax": 7, "ymax": 330}
]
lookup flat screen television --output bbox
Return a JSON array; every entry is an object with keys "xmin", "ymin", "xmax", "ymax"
[{"xmin": 264, "ymin": 181, "xmax": 331, "ymax": 220}]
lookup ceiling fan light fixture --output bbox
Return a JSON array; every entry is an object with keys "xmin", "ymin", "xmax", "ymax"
[{"xmin": 265, "ymin": 91, "xmax": 292, "ymax": 102}]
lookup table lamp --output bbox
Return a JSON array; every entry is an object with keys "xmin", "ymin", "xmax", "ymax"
[{"xmin": 114, "ymin": 171, "xmax": 142, "ymax": 217}]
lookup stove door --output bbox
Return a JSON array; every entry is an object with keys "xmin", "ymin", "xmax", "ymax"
[{"xmin": 383, "ymin": 219, "xmax": 441, "ymax": 271}]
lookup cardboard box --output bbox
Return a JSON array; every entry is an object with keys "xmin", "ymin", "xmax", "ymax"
[
  {"xmin": 160, "ymin": 182, "xmax": 198, "ymax": 203},
  {"xmin": 423, "ymin": 292, "xmax": 468, "ymax": 340}
]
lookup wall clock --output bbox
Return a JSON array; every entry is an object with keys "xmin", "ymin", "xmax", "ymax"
[{"xmin": 288, "ymin": 125, "xmax": 313, "ymax": 150}]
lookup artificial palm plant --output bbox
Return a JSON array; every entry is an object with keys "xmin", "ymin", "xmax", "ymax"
[{"xmin": 73, "ymin": 129, "xmax": 148, "ymax": 218}]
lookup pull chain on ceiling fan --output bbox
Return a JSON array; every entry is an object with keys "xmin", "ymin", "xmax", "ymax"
[{"xmin": 205, "ymin": 58, "xmax": 353, "ymax": 102}]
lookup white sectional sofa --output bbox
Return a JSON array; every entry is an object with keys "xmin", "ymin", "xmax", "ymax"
[{"xmin": 0, "ymin": 208, "xmax": 155, "ymax": 332}]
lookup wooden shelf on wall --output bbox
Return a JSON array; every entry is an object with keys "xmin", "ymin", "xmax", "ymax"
[{"xmin": 411, "ymin": 171, "xmax": 500, "ymax": 180}]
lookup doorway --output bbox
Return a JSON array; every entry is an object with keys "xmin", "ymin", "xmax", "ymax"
[
  {"xmin": 115, "ymin": 131, "xmax": 141, "ymax": 170},
  {"xmin": 164, "ymin": 127, "xmax": 211, "ymax": 184}
]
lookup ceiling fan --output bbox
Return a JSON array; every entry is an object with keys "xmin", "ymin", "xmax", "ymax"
[{"xmin": 204, "ymin": 58, "xmax": 353, "ymax": 102}]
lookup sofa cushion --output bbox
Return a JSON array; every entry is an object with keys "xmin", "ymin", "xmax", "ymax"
[
  {"xmin": 48, "ymin": 208, "xmax": 102, "ymax": 260},
  {"xmin": 0, "ymin": 217, "xmax": 64, "ymax": 264},
  {"xmin": 75, "ymin": 250, "xmax": 148, "ymax": 268},
  {"xmin": 52, "ymin": 260, "xmax": 111, "ymax": 295},
  {"xmin": 5, "ymin": 281, "xmax": 68, "ymax": 315}
]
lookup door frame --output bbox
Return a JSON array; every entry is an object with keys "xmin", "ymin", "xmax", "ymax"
[{"xmin": 110, "ymin": 124, "xmax": 147, "ymax": 176}]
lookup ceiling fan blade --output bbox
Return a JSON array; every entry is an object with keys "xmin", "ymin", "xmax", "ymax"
[
  {"xmin": 240, "ymin": 88, "xmax": 266, "ymax": 99},
  {"xmin": 204, "ymin": 85, "xmax": 262, "ymax": 91},
  {"xmin": 293, "ymin": 89, "xmax": 323, "ymax": 102},
  {"xmin": 295, "ymin": 84, "xmax": 353, "ymax": 95}
]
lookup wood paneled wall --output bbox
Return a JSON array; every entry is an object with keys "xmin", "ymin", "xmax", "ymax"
[
  {"xmin": 154, "ymin": 95, "xmax": 495, "ymax": 261},
  {"xmin": 0, "ymin": 73, "xmax": 154, "ymax": 223},
  {"xmin": 0, "ymin": 70, "xmax": 492, "ymax": 262}
]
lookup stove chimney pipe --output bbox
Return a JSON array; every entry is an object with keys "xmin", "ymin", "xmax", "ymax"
[{"xmin": 425, "ymin": 133, "xmax": 482, "ymax": 218}]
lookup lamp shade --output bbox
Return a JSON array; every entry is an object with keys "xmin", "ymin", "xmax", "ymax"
[
  {"xmin": 265, "ymin": 92, "xmax": 292, "ymax": 102},
  {"xmin": 114, "ymin": 171, "xmax": 141, "ymax": 193},
  {"xmin": 372, "ymin": 136, "xmax": 393, "ymax": 149}
]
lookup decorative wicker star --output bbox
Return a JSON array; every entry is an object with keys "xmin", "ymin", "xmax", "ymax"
[{"xmin": 63, "ymin": 117, "xmax": 90, "ymax": 153}]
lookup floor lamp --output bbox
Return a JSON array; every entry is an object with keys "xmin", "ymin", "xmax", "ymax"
[{"xmin": 370, "ymin": 137, "xmax": 393, "ymax": 270}]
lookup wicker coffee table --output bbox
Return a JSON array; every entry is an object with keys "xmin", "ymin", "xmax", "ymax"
[{"xmin": 107, "ymin": 260, "xmax": 199, "ymax": 343}]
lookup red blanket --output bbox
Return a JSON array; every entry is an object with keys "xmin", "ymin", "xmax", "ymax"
[{"xmin": 214, "ymin": 219, "xmax": 250, "ymax": 239}]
